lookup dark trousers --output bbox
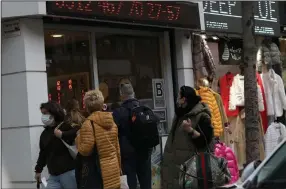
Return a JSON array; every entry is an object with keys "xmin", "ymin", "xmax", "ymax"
[{"xmin": 122, "ymin": 150, "xmax": 152, "ymax": 189}]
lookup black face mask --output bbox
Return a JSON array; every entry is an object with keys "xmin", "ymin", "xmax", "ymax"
[{"xmin": 175, "ymin": 97, "xmax": 201, "ymax": 117}]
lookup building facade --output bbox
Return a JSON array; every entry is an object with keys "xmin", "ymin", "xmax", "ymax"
[{"xmin": 1, "ymin": 1, "xmax": 203, "ymax": 188}]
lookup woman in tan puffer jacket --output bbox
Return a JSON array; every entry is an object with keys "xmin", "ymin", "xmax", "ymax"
[{"xmin": 76, "ymin": 89, "xmax": 121, "ymax": 189}]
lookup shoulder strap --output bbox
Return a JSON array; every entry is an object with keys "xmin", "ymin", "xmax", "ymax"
[
  {"xmin": 55, "ymin": 122, "xmax": 64, "ymax": 130},
  {"xmin": 90, "ymin": 120, "xmax": 96, "ymax": 135}
]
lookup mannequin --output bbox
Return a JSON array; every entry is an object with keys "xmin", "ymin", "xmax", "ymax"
[{"xmin": 198, "ymin": 77, "xmax": 210, "ymax": 88}]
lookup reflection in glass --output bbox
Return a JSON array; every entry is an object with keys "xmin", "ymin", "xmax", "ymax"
[
  {"xmin": 96, "ymin": 34, "xmax": 162, "ymax": 106},
  {"xmin": 44, "ymin": 30, "xmax": 93, "ymax": 109}
]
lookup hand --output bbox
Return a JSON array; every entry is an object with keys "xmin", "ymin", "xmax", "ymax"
[
  {"xmin": 182, "ymin": 118, "xmax": 193, "ymax": 133},
  {"xmin": 34, "ymin": 173, "xmax": 41, "ymax": 182},
  {"xmin": 54, "ymin": 129, "xmax": 62, "ymax": 138}
]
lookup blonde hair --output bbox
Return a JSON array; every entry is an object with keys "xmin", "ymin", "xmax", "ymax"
[
  {"xmin": 84, "ymin": 89, "xmax": 104, "ymax": 113},
  {"xmin": 65, "ymin": 99, "xmax": 85, "ymax": 126}
]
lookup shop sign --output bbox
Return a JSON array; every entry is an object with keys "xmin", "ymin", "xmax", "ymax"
[
  {"xmin": 219, "ymin": 38, "xmax": 243, "ymax": 65},
  {"xmin": 203, "ymin": 1, "xmax": 280, "ymax": 36},
  {"xmin": 2, "ymin": 20, "xmax": 21, "ymax": 39},
  {"xmin": 46, "ymin": 1, "xmax": 200, "ymax": 29},
  {"xmin": 152, "ymin": 79, "xmax": 166, "ymax": 109}
]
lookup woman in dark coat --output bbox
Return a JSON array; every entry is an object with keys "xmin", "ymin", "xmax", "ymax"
[{"xmin": 161, "ymin": 86, "xmax": 214, "ymax": 189}]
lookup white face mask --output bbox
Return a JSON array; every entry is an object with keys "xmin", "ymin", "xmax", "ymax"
[{"xmin": 41, "ymin": 114, "xmax": 55, "ymax": 127}]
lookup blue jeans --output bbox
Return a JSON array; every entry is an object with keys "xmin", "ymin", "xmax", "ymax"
[{"xmin": 47, "ymin": 170, "xmax": 77, "ymax": 189}]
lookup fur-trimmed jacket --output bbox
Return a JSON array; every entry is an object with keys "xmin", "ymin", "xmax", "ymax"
[{"xmin": 261, "ymin": 69, "xmax": 286, "ymax": 117}]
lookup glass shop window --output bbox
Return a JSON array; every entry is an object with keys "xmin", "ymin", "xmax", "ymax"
[
  {"xmin": 44, "ymin": 30, "xmax": 93, "ymax": 109},
  {"xmin": 96, "ymin": 34, "xmax": 162, "ymax": 109}
]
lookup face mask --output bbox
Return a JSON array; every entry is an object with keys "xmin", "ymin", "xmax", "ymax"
[{"xmin": 41, "ymin": 114, "xmax": 55, "ymax": 127}]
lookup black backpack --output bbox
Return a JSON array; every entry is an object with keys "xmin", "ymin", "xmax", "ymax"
[{"xmin": 127, "ymin": 105, "xmax": 160, "ymax": 149}]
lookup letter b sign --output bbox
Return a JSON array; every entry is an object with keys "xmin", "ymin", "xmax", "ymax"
[{"xmin": 155, "ymin": 83, "xmax": 163, "ymax": 97}]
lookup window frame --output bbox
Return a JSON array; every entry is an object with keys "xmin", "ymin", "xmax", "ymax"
[{"xmin": 44, "ymin": 23, "xmax": 175, "ymax": 132}]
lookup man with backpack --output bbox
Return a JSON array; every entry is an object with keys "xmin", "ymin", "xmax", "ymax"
[{"xmin": 113, "ymin": 83, "xmax": 159, "ymax": 189}]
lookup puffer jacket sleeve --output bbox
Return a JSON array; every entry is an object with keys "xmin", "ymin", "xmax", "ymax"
[{"xmin": 76, "ymin": 120, "xmax": 95, "ymax": 156}]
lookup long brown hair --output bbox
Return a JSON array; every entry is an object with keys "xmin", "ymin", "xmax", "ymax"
[{"xmin": 65, "ymin": 99, "xmax": 85, "ymax": 126}]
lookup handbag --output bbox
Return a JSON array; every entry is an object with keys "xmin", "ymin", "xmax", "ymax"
[
  {"xmin": 179, "ymin": 125, "xmax": 231, "ymax": 189},
  {"xmin": 179, "ymin": 152, "xmax": 231, "ymax": 189},
  {"xmin": 56, "ymin": 122, "xmax": 78, "ymax": 159},
  {"xmin": 76, "ymin": 120, "xmax": 103, "ymax": 189},
  {"xmin": 120, "ymin": 174, "xmax": 129, "ymax": 189}
]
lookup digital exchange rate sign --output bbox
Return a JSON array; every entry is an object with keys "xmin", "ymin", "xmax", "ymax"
[
  {"xmin": 46, "ymin": 1, "xmax": 200, "ymax": 30},
  {"xmin": 203, "ymin": 1, "xmax": 280, "ymax": 36}
]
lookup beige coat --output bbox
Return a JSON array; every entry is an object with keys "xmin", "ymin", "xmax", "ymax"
[{"xmin": 224, "ymin": 109, "xmax": 265, "ymax": 169}]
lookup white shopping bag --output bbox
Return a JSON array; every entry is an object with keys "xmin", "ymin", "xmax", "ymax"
[
  {"xmin": 120, "ymin": 175, "xmax": 129, "ymax": 189},
  {"xmin": 61, "ymin": 139, "xmax": 78, "ymax": 159},
  {"xmin": 39, "ymin": 177, "xmax": 47, "ymax": 189}
]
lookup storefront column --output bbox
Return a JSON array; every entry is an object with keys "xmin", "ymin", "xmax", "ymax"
[
  {"xmin": 174, "ymin": 30, "xmax": 194, "ymax": 89},
  {"xmin": 2, "ymin": 18, "xmax": 48, "ymax": 188}
]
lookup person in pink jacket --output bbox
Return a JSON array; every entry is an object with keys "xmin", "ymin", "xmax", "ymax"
[{"xmin": 215, "ymin": 142, "xmax": 239, "ymax": 184}]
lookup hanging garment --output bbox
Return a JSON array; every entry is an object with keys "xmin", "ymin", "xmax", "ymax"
[
  {"xmin": 224, "ymin": 110, "xmax": 246, "ymax": 169},
  {"xmin": 257, "ymin": 42, "xmax": 282, "ymax": 73},
  {"xmin": 212, "ymin": 90, "xmax": 229, "ymax": 128},
  {"xmin": 197, "ymin": 87, "xmax": 223, "ymax": 137},
  {"xmin": 219, "ymin": 73, "xmax": 239, "ymax": 117},
  {"xmin": 229, "ymin": 74, "xmax": 265, "ymax": 112},
  {"xmin": 256, "ymin": 73, "xmax": 268, "ymax": 133},
  {"xmin": 192, "ymin": 34, "xmax": 216, "ymax": 80},
  {"xmin": 264, "ymin": 122, "xmax": 286, "ymax": 157},
  {"xmin": 214, "ymin": 142, "xmax": 239, "ymax": 184},
  {"xmin": 261, "ymin": 69, "xmax": 286, "ymax": 119}
]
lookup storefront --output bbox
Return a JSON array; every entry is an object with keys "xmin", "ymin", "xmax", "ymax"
[
  {"xmin": 2, "ymin": 1, "xmax": 202, "ymax": 188},
  {"xmin": 192, "ymin": 1, "xmax": 285, "ymax": 173}
]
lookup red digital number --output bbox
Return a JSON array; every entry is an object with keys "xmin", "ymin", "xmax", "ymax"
[
  {"xmin": 55, "ymin": 1, "xmax": 65, "ymax": 9},
  {"xmin": 55, "ymin": 1, "xmax": 74, "ymax": 10},
  {"xmin": 98, "ymin": 1, "xmax": 115, "ymax": 14},
  {"xmin": 65, "ymin": 1, "xmax": 75, "ymax": 10},
  {"xmin": 129, "ymin": 1, "xmax": 144, "ymax": 17},
  {"xmin": 116, "ymin": 2, "xmax": 124, "ymax": 15},
  {"xmin": 56, "ymin": 1, "xmax": 92, "ymax": 12},
  {"xmin": 147, "ymin": 3, "xmax": 162, "ymax": 20},
  {"xmin": 83, "ymin": 1, "xmax": 92, "ymax": 12},
  {"xmin": 166, "ymin": 6, "xmax": 180, "ymax": 21}
]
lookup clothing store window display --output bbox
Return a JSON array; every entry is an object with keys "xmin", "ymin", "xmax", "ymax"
[
  {"xmin": 260, "ymin": 63, "xmax": 286, "ymax": 125},
  {"xmin": 210, "ymin": 67, "xmax": 266, "ymax": 170}
]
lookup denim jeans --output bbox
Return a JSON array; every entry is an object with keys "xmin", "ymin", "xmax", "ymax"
[
  {"xmin": 122, "ymin": 150, "xmax": 152, "ymax": 189},
  {"xmin": 47, "ymin": 170, "xmax": 77, "ymax": 189}
]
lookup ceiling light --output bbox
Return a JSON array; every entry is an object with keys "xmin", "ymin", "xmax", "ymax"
[
  {"xmin": 201, "ymin": 34, "xmax": 207, "ymax": 39},
  {"xmin": 212, "ymin": 36, "xmax": 219, "ymax": 40},
  {"xmin": 51, "ymin": 34, "xmax": 63, "ymax": 38}
]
